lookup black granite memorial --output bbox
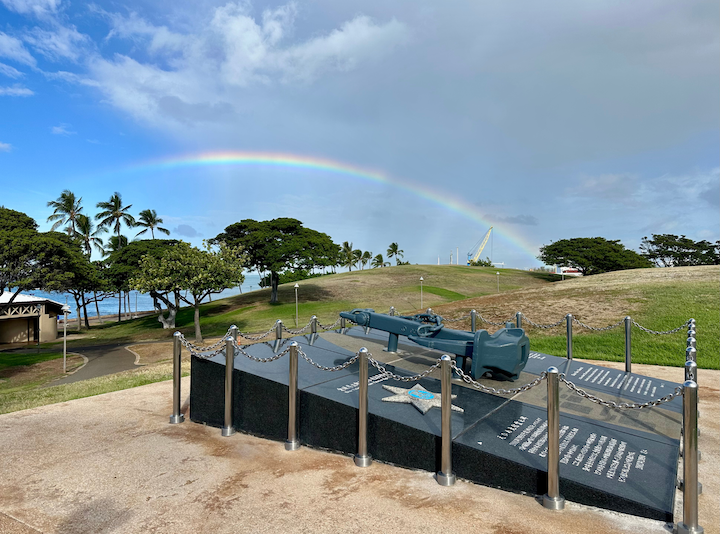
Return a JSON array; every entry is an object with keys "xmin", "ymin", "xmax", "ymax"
[{"xmin": 190, "ymin": 326, "xmax": 680, "ymax": 522}]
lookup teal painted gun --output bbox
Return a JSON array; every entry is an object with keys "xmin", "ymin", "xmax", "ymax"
[{"xmin": 339, "ymin": 308, "xmax": 529, "ymax": 381}]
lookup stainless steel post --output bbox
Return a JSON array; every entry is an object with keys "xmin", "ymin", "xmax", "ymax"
[
  {"xmin": 566, "ymin": 314, "xmax": 573, "ymax": 361},
  {"xmin": 169, "ymin": 332, "xmax": 185, "ymax": 424},
  {"xmin": 311, "ymin": 315, "xmax": 318, "ymax": 334},
  {"xmin": 543, "ymin": 366, "xmax": 565, "ymax": 510},
  {"xmin": 389, "ymin": 306, "xmax": 395, "ymax": 316},
  {"xmin": 677, "ymin": 381, "xmax": 703, "ymax": 534},
  {"xmin": 515, "ymin": 312, "xmax": 522, "ymax": 328},
  {"xmin": 285, "ymin": 342, "xmax": 300, "ymax": 451},
  {"xmin": 230, "ymin": 324, "xmax": 238, "ymax": 342},
  {"xmin": 624, "ymin": 316, "xmax": 632, "ymax": 373},
  {"xmin": 471, "ymin": 310, "xmax": 477, "ymax": 333},
  {"xmin": 687, "ymin": 337, "xmax": 697, "ymax": 350},
  {"xmin": 426, "ymin": 308, "xmax": 433, "ymax": 315},
  {"xmin": 685, "ymin": 360, "xmax": 697, "ymax": 383},
  {"xmin": 354, "ymin": 348, "xmax": 372, "ymax": 467},
  {"xmin": 436, "ymin": 355, "xmax": 456, "ymax": 486},
  {"xmin": 340, "ymin": 317, "xmax": 346, "ymax": 330},
  {"xmin": 221, "ymin": 337, "xmax": 235, "ymax": 437},
  {"xmin": 275, "ymin": 320, "xmax": 283, "ymax": 340},
  {"xmin": 687, "ymin": 328, "xmax": 696, "ymax": 339},
  {"xmin": 686, "ymin": 347, "xmax": 697, "ymax": 363}
]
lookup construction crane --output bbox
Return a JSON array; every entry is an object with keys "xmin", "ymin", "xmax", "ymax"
[{"xmin": 467, "ymin": 226, "xmax": 493, "ymax": 265}]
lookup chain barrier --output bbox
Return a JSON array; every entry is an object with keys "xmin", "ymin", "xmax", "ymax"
[
  {"xmin": 477, "ymin": 315, "xmax": 511, "ymax": 326},
  {"xmin": 184, "ymin": 344, "xmax": 228, "ymax": 360},
  {"xmin": 632, "ymin": 319, "xmax": 691, "ymax": 336},
  {"xmin": 520, "ymin": 315, "xmax": 566, "ymax": 329},
  {"xmin": 231, "ymin": 339, "xmax": 292, "ymax": 363},
  {"xmin": 282, "ymin": 322, "xmax": 312, "ymax": 335},
  {"xmin": 368, "ymin": 357, "xmax": 442, "ymax": 382},
  {"xmin": 317, "ymin": 317, "xmax": 342, "ymax": 330},
  {"xmin": 559, "ymin": 375, "xmax": 683, "ymax": 409},
  {"xmin": 452, "ymin": 363, "xmax": 547, "ymax": 395},
  {"xmin": 573, "ymin": 317, "xmax": 624, "ymax": 332},
  {"xmin": 297, "ymin": 346, "xmax": 360, "ymax": 372},
  {"xmin": 177, "ymin": 327, "xmax": 235, "ymax": 352},
  {"xmin": 441, "ymin": 314, "xmax": 471, "ymax": 323},
  {"xmin": 239, "ymin": 324, "xmax": 278, "ymax": 341}
]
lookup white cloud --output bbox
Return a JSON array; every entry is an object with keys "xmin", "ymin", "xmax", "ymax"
[
  {"xmin": 0, "ymin": 84, "xmax": 33, "ymax": 96},
  {"xmin": 0, "ymin": 141, "xmax": 12, "ymax": 152},
  {"xmin": 50, "ymin": 123, "xmax": 75, "ymax": 135},
  {"xmin": 0, "ymin": 62, "xmax": 23, "ymax": 78},
  {"xmin": 0, "ymin": 0, "xmax": 59, "ymax": 18},
  {"xmin": 23, "ymin": 25, "xmax": 89, "ymax": 61},
  {"xmin": 0, "ymin": 32, "xmax": 37, "ymax": 66}
]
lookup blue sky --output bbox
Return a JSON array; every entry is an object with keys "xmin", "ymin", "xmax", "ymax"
[{"xmin": 1, "ymin": 0, "xmax": 718, "ymax": 268}]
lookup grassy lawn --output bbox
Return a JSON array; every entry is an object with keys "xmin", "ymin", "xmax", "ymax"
[{"xmin": 0, "ymin": 350, "xmax": 65, "ymax": 371}]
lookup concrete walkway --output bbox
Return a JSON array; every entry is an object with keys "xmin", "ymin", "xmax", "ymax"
[
  {"xmin": 49, "ymin": 344, "xmax": 139, "ymax": 386},
  {"xmin": 0, "ymin": 364, "xmax": 717, "ymax": 534}
]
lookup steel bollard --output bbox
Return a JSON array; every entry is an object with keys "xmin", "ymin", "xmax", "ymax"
[
  {"xmin": 169, "ymin": 332, "xmax": 185, "ymax": 424},
  {"xmin": 230, "ymin": 324, "xmax": 238, "ymax": 342},
  {"xmin": 221, "ymin": 337, "xmax": 236, "ymax": 437},
  {"xmin": 686, "ymin": 346, "xmax": 697, "ymax": 363},
  {"xmin": 389, "ymin": 306, "xmax": 395, "ymax": 316},
  {"xmin": 515, "ymin": 312, "xmax": 522, "ymax": 328},
  {"xmin": 340, "ymin": 316, "xmax": 346, "ymax": 330},
  {"xmin": 565, "ymin": 314, "xmax": 573, "ymax": 361},
  {"xmin": 285, "ymin": 342, "xmax": 300, "ymax": 451},
  {"xmin": 311, "ymin": 315, "xmax": 318, "ymax": 334},
  {"xmin": 471, "ymin": 310, "xmax": 477, "ymax": 333},
  {"xmin": 687, "ymin": 328, "xmax": 696, "ymax": 339},
  {"xmin": 684, "ymin": 360, "xmax": 697, "ymax": 383},
  {"xmin": 624, "ymin": 316, "xmax": 632, "ymax": 373},
  {"xmin": 543, "ymin": 367, "xmax": 565, "ymax": 509},
  {"xmin": 436, "ymin": 355, "xmax": 456, "ymax": 486},
  {"xmin": 354, "ymin": 348, "xmax": 372, "ymax": 467},
  {"xmin": 676, "ymin": 381, "xmax": 703, "ymax": 534},
  {"xmin": 426, "ymin": 308, "xmax": 433, "ymax": 315},
  {"xmin": 687, "ymin": 337, "xmax": 696, "ymax": 350},
  {"xmin": 275, "ymin": 319, "xmax": 283, "ymax": 340}
]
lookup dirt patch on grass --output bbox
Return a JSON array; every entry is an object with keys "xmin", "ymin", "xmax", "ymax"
[{"xmin": 0, "ymin": 355, "xmax": 84, "ymax": 390}]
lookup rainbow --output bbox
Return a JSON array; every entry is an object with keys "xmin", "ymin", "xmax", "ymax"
[{"xmin": 128, "ymin": 151, "xmax": 539, "ymax": 260}]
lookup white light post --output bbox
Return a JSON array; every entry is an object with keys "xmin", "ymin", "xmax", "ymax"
[
  {"xmin": 62, "ymin": 303, "xmax": 70, "ymax": 373},
  {"xmin": 35, "ymin": 304, "xmax": 41, "ymax": 354},
  {"xmin": 420, "ymin": 277, "xmax": 424, "ymax": 309},
  {"xmin": 496, "ymin": 272, "xmax": 500, "ymax": 293},
  {"xmin": 294, "ymin": 283, "xmax": 299, "ymax": 327}
]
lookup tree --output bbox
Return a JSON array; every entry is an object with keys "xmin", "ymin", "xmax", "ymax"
[
  {"xmin": 538, "ymin": 237, "xmax": 652, "ymax": 276},
  {"xmin": 640, "ymin": 234, "xmax": 720, "ymax": 267},
  {"xmin": 135, "ymin": 209, "xmax": 170, "ymax": 239},
  {"xmin": 46, "ymin": 190, "xmax": 83, "ymax": 235},
  {"xmin": 340, "ymin": 241, "xmax": 355, "ymax": 271},
  {"xmin": 96, "ymin": 192, "xmax": 136, "ymax": 239},
  {"xmin": 1, "ymin": 208, "xmax": 81, "ymax": 312},
  {"xmin": 132, "ymin": 241, "xmax": 244, "ymax": 341},
  {"xmin": 212, "ymin": 218, "xmax": 340, "ymax": 304},
  {"xmin": 371, "ymin": 253, "xmax": 389, "ymax": 268},
  {"xmin": 469, "ymin": 257, "xmax": 492, "ymax": 267},
  {"xmin": 387, "ymin": 242, "xmax": 404, "ymax": 265},
  {"xmin": 75, "ymin": 214, "xmax": 108, "ymax": 322},
  {"xmin": 360, "ymin": 251, "xmax": 372, "ymax": 269},
  {"xmin": 352, "ymin": 248, "xmax": 362, "ymax": 270}
]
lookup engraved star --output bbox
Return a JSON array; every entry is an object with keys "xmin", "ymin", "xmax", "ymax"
[{"xmin": 381, "ymin": 384, "xmax": 464, "ymax": 415}]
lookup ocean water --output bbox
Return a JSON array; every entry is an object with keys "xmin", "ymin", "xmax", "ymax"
[{"xmin": 25, "ymin": 272, "xmax": 263, "ymax": 319}]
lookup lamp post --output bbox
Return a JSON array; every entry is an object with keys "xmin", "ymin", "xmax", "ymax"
[
  {"xmin": 35, "ymin": 303, "xmax": 42, "ymax": 354},
  {"xmin": 62, "ymin": 303, "xmax": 70, "ymax": 373},
  {"xmin": 294, "ymin": 283, "xmax": 299, "ymax": 327},
  {"xmin": 496, "ymin": 272, "xmax": 500, "ymax": 293},
  {"xmin": 420, "ymin": 277, "xmax": 424, "ymax": 309}
]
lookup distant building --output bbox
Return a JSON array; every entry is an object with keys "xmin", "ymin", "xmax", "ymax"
[{"xmin": 0, "ymin": 293, "xmax": 64, "ymax": 344}]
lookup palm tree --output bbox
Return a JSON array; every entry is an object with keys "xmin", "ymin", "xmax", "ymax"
[
  {"xmin": 387, "ymin": 242, "xmax": 404, "ymax": 265},
  {"xmin": 135, "ymin": 209, "xmax": 170, "ymax": 239},
  {"xmin": 104, "ymin": 235, "xmax": 129, "ymax": 256},
  {"xmin": 96, "ymin": 192, "xmax": 136, "ymax": 240},
  {"xmin": 360, "ymin": 250, "xmax": 372, "ymax": 270},
  {"xmin": 47, "ymin": 190, "xmax": 83, "ymax": 235},
  {"xmin": 341, "ymin": 241, "xmax": 355, "ymax": 271},
  {"xmin": 352, "ymin": 249, "xmax": 362, "ymax": 270},
  {"xmin": 75, "ymin": 214, "xmax": 107, "ymax": 257},
  {"xmin": 371, "ymin": 254, "xmax": 388, "ymax": 268}
]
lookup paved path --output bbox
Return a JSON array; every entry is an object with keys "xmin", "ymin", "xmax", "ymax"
[{"xmin": 50, "ymin": 343, "xmax": 139, "ymax": 386}]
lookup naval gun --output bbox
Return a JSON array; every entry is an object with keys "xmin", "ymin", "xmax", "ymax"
[{"xmin": 339, "ymin": 309, "xmax": 529, "ymax": 381}]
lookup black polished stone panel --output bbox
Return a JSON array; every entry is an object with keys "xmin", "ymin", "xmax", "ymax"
[{"xmin": 454, "ymin": 401, "xmax": 678, "ymax": 521}]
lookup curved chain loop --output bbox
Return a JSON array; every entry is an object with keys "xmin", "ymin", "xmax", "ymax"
[
  {"xmin": 230, "ymin": 340, "xmax": 291, "ymax": 363},
  {"xmin": 441, "ymin": 314, "xmax": 471, "ymax": 323},
  {"xmin": 177, "ymin": 327, "xmax": 235, "ymax": 352},
  {"xmin": 573, "ymin": 317, "xmax": 625, "ymax": 332},
  {"xmin": 282, "ymin": 322, "xmax": 312, "ymax": 335},
  {"xmin": 317, "ymin": 317, "xmax": 342, "ymax": 330},
  {"xmin": 477, "ymin": 315, "xmax": 510, "ymax": 326},
  {"xmin": 297, "ymin": 346, "xmax": 360, "ymax": 371},
  {"xmin": 520, "ymin": 314, "xmax": 566, "ymax": 329},
  {"xmin": 559, "ymin": 375, "xmax": 683, "ymax": 409},
  {"xmin": 632, "ymin": 319, "xmax": 690, "ymax": 335},
  {"xmin": 452, "ymin": 363, "xmax": 547, "ymax": 395},
  {"xmin": 238, "ymin": 324, "xmax": 278, "ymax": 341},
  {"xmin": 368, "ymin": 357, "xmax": 442, "ymax": 382}
]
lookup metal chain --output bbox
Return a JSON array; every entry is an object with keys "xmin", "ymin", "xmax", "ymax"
[
  {"xmin": 317, "ymin": 317, "xmax": 342, "ymax": 330},
  {"xmin": 282, "ymin": 322, "xmax": 312, "ymax": 335},
  {"xmin": 520, "ymin": 314, "xmax": 566, "ymax": 329},
  {"xmin": 632, "ymin": 319, "xmax": 690, "ymax": 335},
  {"xmin": 573, "ymin": 317, "xmax": 625, "ymax": 331},
  {"xmin": 297, "ymin": 346, "xmax": 360, "ymax": 371},
  {"xmin": 231, "ymin": 340, "xmax": 291, "ymax": 363},
  {"xmin": 368, "ymin": 357, "xmax": 442, "ymax": 382},
  {"xmin": 238, "ymin": 324, "xmax": 278, "ymax": 341},
  {"xmin": 442, "ymin": 314, "xmax": 471, "ymax": 323},
  {"xmin": 177, "ymin": 327, "xmax": 235, "ymax": 352},
  {"xmin": 477, "ymin": 315, "xmax": 510, "ymax": 326},
  {"xmin": 560, "ymin": 375, "xmax": 683, "ymax": 409},
  {"xmin": 452, "ymin": 363, "xmax": 547, "ymax": 395},
  {"xmin": 186, "ymin": 345, "xmax": 228, "ymax": 360}
]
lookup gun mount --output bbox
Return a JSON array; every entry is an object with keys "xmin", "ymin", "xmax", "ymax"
[{"xmin": 339, "ymin": 308, "xmax": 529, "ymax": 381}]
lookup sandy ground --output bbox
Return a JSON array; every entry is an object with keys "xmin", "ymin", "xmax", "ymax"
[{"xmin": 0, "ymin": 364, "xmax": 716, "ymax": 534}]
